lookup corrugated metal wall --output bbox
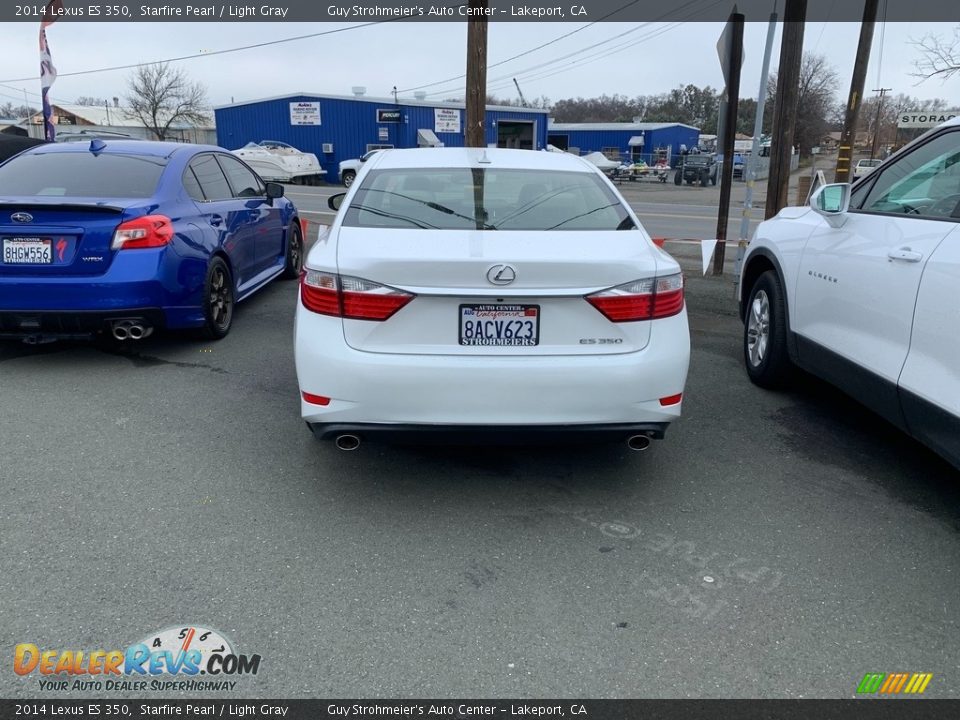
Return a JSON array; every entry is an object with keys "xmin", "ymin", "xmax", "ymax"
[
  {"xmin": 547, "ymin": 127, "xmax": 701, "ymax": 163},
  {"xmin": 215, "ymin": 95, "xmax": 549, "ymax": 182}
]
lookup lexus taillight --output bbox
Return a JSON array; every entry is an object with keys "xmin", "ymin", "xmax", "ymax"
[
  {"xmin": 586, "ymin": 273, "xmax": 684, "ymax": 322},
  {"xmin": 300, "ymin": 270, "xmax": 414, "ymax": 321},
  {"xmin": 111, "ymin": 215, "xmax": 174, "ymax": 250}
]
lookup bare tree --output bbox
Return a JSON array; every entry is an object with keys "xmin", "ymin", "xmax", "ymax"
[
  {"xmin": 124, "ymin": 63, "xmax": 208, "ymax": 140},
  {"xmin": 75, "ymin": 96, "xmax": 109, "ymax": 106},
  {"xmin": 769, "ymin": 52, "xmax": 839, "ymax": 155},
  {"xmin": 911, "ymin": 26, "xmax": 960, "ymax": 82},
  {"xmin": 0, "ymin": 101, "xmax": 37, "ymax": 118}
]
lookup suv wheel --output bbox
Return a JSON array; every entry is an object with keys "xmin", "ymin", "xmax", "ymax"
[
  {"xmin": 744, "ymin": 270, "xmax": 793, "ymax": 388},
  {"xmin": 342, "ymin": 170, "xmax": 356, "ymax": 188}
]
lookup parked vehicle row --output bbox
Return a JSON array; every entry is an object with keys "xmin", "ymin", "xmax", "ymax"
[{"xmin": 2, "ymin": 120, "xmax": 958, "ymax": 469}]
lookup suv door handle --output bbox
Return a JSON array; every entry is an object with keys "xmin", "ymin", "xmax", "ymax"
[
  {"xmin": 209, "ymin": 215, "xmax": 223, "ymax": 227},
  {"xmin": 888, "ymin": 247, "xmax": 923, "ymax": 263}
]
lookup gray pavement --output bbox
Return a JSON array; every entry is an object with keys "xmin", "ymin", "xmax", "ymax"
[{"xmin": 2, "ymin": 246, "xmax": 958, "ymax": 699}]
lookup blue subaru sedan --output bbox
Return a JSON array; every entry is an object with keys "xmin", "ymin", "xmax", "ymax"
[{"xmin": 0, "ymin": 140, "xmax": 303, "ymax": 342}]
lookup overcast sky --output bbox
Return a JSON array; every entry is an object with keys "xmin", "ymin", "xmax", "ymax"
[{"xmin": 0, "ymin": 21, "xmax": 957, "ymax": 112}]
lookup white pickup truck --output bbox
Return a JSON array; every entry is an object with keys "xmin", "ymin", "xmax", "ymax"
[{"xmin": 338, "ymin": 149, "xmax": 384, "ymax": 187}]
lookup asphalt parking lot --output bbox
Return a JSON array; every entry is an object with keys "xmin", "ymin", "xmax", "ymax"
[{"xmin": 2, "ymin": 217, "xmax": 959, "ymax": 699}]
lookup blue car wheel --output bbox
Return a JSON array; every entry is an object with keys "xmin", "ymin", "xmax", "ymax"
[{"xmin": 201, "ymin": 257, "xmax": 234, "ymax": 340}]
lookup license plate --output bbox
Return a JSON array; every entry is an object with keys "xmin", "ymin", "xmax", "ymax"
[
  {"xmin": 459, "ymin": 304, "xmax": 540, "ymax": 347},
  {"xmin": 3, "ymin": 237, "xmax": 52, "ymax": 264}
]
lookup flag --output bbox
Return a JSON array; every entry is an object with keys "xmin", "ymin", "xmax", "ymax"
[{"xmin": 39, "ymin": 0, "xmax": 64, "ymax": 142}]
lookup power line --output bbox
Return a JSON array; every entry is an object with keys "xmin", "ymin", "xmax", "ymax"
[
  {"xmin": 397, "ymin": 0, "xmax": 645, "ymax": 94},
  {"xmin": 0, "ymin": 19, "xmax": 409, "ymax": 84},
  {"xmin": 426, "ymin": 0, "xmax": 720, "ymax": 100}
]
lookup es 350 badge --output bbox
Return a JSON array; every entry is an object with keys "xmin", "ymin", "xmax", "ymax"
[{"xmin": 14, "ymin": 625, "xmax": 261, "ymax": 692}]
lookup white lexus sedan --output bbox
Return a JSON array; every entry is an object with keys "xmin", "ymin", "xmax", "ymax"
[
  {"xmin": 295, "ymin": 148, "xmax": 690, "ymax": 450},
  {"xmin": 739, "ymin": 116, "xmax": 960, "ymax": 468}
]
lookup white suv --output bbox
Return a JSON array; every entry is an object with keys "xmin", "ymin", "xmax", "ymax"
[{"xmin": 739, "ymin": 117, "xmax": 960, "ymax": 468}]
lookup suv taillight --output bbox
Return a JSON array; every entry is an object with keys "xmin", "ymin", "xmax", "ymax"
[
  {"xmin": 300, "ymin": 270, "xmax": 414, "ymax": 321},
  {"xmin": 111, "ymin": 215, "xmax": 174, "ymax": 250},
  {"xmin": 586, "ymin": 273, "xmax": 684, "ymax": 322}
]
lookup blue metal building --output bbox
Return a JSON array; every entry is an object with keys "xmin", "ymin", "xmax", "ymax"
[
  {"xmin": 214, "ymin": 93, "xmax": 550, "ymax": 181},
  {"xmin": 547, "ymin": 122, "xmax": 701, "ymax": 164}
]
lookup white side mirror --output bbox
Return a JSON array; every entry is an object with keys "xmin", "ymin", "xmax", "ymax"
[{"xmin": 810, "ymin": 183, "xmax": 851, "ymax": 227}]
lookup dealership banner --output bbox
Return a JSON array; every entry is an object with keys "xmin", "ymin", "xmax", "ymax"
[{"xmin": 4, "ymin": 0, "xmax": 960, "ymax": 22}]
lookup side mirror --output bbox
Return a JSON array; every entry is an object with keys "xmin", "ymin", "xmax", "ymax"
[
  {"xmin": 328, "ymin": 192, "xmax": 346, "ymax": 211},
  {"xmin": 265, "ymin": 182, "xmax": 284, "ymax": 200},
  {"xmin": 810, "ymin": 183, "xmax": 850, "ymax": 215}
]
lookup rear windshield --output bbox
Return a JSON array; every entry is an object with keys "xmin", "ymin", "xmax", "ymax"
[
  {"xmin": 342, "ymin": 167, "xmax": 635, "ymax": 231},
  {"xmin": 0, "ymin": 151, "xmax": 166, "ymax": 198}
]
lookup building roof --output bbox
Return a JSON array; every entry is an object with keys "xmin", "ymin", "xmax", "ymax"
[
  {"xmin": 548, "ymin": 121, "xmax": 700, "ymax": 132},
  {"xmin": 27, "ymin": 104, "xmax": 214, "ymax": 129},
  {"xmin": 213, "ymin": 92, "xmax": 550, "ymax": 115}
]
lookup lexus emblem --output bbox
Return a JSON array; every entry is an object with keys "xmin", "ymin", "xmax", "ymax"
[
  {"xmin": 486, "ymin": 264, "xmax": 517, "ymax": 285},
  {"xmin": 11, "ymin": 212, "xmax": 33, "ymax": 223}
]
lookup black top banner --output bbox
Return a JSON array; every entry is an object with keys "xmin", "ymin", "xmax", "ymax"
[
  {"xmin": 3, "ymin": 700, "xmax": 960, "ymax": 720},
  {"xmin": 2, "ymin": 0, "xmax": 959, "ymax": 23}
]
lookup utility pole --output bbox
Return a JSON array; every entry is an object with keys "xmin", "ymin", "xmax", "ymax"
[
  {"xmin": 465, "ymin": 0, "xmax": 488, "ymax": 148},
  {"xmin": 713, "ymin": 9, "xmax": 745, "ymax": 275},
  {"xmin": 765, "ymin": 0, "xmax": 807, "ymax": 219},
  {"xmin": 870, "ymin": 87, "xmax": 892, "ymax": 160},
  {"xmin": 513, "ymin": 78, "xmax": 528, "ymax": 108},
  {"xmin": 834, "ymin": 0, "xmax": 877, "ymax": 183},
  {"xmin": 735, "ymin": 10, "xmax": 777, "ymax": 280}
]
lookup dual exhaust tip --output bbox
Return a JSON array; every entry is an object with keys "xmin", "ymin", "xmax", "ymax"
[
  {"xmin": 332, "ymin": 434, "xmax": 651, "ymax": 452},
  {"xmin": 110, "ymin": 319, "xmax": 152, "ymax": 341}
]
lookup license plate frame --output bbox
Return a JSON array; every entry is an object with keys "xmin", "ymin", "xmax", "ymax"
[
  {"xmin": 2, "ymin": 237, "xmax": 53, "ymax": 265},
  {"xmin": 459, "ymin": 303, "xmax": 540, "ymax": 347}
]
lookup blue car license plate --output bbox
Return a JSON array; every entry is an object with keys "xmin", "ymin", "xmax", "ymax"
[
  {"xmin": 3, "ymin": 237, "xmax": 52, "ymax": 264},
  {"xmin": 459, "ymin": 304, "xmax": 540, "ymax": 347}
]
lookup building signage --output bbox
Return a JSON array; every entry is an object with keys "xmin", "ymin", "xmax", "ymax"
[
  {"xmin": 897, "ymin": 110, "xmax": 959, "ymax": 128},
  {"xmin": 290, "ymin": 101, "xmax": 321, "ymax": 126},
  {"xmin": 435, "ymin": 108, "xmax": 461, "ymax": 134},
  {"xmin": 378, "ymin": 127, "xmax": 389, "ymax": 141},
  {"xmin": 377, "ymin": 109, "xmax": 402, "ymax": 123}
]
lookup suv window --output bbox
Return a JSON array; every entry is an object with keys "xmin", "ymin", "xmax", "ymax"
[
  {"xmin": 189, "ymin": 154, "xmax": 233, "ymax": 201},
  {"xmin": 0, "ymin": 151, "xmax": 165, "ymax": 198},
  {"xmin": 216, "ymin": 154, "xmax": 265, "ymax": 198},
  {"xmin": 856, "ymin": 130, "xmax": 960, "ymax": 219}
]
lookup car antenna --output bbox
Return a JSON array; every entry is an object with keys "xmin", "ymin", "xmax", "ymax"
[
  {"xmin": 477, "ymin": 149, "xmax": 491, "ymax": 164},
  {"xmin": 89, "ymin": 138, "xmax": 106, "ymax": 154}
]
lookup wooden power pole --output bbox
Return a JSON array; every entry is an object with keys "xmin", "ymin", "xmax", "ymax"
[
  {"xmin": 465, "ymin": 0, "xmax": 488, "ymax": 148},
  {"xmin": 834, "ymin": 0, "xmax": 878, "ymax": 183},
  {"xmin": 713, "ymin": 10, "xmax": 745, "ymax": 275},
  {"xmin": 765, "ymin": 0, "xmax": 807, "ymax": 219},
  {"xmin": 870, "ymin": 87, "xmax": 893, "ymax": 159}
]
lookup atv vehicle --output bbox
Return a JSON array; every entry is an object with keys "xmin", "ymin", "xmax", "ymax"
[{"xmin": 674, "ymin": 154, "xmax": 718, "ymax": 186}]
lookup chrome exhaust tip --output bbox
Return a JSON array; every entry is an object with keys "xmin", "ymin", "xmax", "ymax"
[
  {"xmin": 127, "ymin": 323, "xmax": 151, "ymax": 340},
  {"xmin": 627, "ymin": 434, "xmax": 651, "ymax": 452},
  {"xmin": 334, "ymin": 434, "xmax": 361, "ymax": 451},
  {"xmin": 110, "ymin": 319, "xmax": 152, "ymax": 341}
]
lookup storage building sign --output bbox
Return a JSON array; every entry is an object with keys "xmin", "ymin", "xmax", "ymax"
[
  {"xmin": 290, "ymin": 102, "xmax": 321, "ymax": 126},
  {"xmin": 897, "ymin": 110, "xmax": 958, "ymax": 128},
  {"xmin": 435, "ymin": 108, "xmax": 461, "ymax": 134}
]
